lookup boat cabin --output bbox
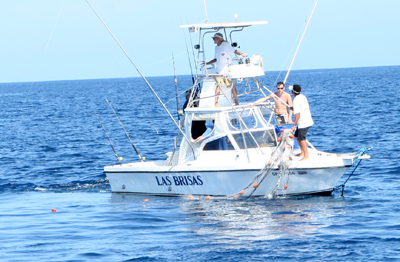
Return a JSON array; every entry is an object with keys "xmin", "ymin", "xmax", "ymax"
[{"xmin": 175, "ymin": 103, "xmax": 277, "ymax": 165}]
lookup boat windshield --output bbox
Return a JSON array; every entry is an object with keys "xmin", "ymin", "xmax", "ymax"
[{"xmin": 225, "ymin": 108, "xmax": 276, "ymax": 149}]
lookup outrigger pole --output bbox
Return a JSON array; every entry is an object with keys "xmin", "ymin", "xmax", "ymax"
[
  {"xmin": 86, "ymin": 0, "xmax": 197, "ymax": 157},
  {"xmin": 283, "ymin": 0, "xmax": 319, "ymax": 84}
]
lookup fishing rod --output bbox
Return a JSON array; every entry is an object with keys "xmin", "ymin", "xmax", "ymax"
[
  {"xmin": 180, "ymin": 19, "xmax": 195, "ymax": 83},
  {"xmin": 95, "ymin": 112, "xmax": 123, "ymax": 164},
  {"xmin": 185, "ymin": 18, "xmax": 199, "ymax": 75},
  {"xmin": 106, "ymin": 100, "xmax": 144, "ymax": 162},
  {"xmin": 86, "ymin": 0, "xmax": 197, "ymax": 158},
  {"xmin": 172, "ymin": 54, "xmax": 181, "ymax": 124},
  {"xmin": 283, "ymin": 0, "xmax": 319, "ymax": 84}
]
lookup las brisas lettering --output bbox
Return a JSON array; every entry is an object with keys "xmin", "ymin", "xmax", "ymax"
[{"xmin": 155, "ymin": 175, "xmax": 203, "ymax": 186}]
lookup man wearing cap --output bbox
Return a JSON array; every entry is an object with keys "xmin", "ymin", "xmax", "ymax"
[
  {"xmin": 206, "ymin": 33, "xmax": 247, "ymax": 73},
  {"xmin": 290, "ymin": 85, "xmax": 313, "ymax": 161},
  {"xmin": 206, "ymin": 33, "xmax": 247, "ymax": 107}
]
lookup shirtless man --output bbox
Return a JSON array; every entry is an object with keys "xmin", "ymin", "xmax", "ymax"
[
  {"xmin": 251, "ymin": 82, "xmax": 293, "ymax": 125},
  {"xmin": 206, "ymin": 33, "xmax": 246, "ymax": 107}
]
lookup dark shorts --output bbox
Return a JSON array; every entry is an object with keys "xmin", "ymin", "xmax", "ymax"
[
  {"xmin": 275, "ymin": 114, "xmax": 287, "ymax": 126},
  {"xmin": 294, "ymin": 127, "xmax": 310, "ymax": 141}
]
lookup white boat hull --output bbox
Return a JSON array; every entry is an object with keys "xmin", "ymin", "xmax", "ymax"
[{"xmin": 105, "ymin": 163, "xmax": 351, "ymax": 197}]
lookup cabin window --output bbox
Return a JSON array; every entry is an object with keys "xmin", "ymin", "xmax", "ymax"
[
  {"xmin": 231, "ymin": 129, "xmax": 277, "ymax": 149},
  {"xmin": 227, "ymin": 108, "xmax": 262, "ymax": 131},
  {"xmin": 203, "ymin": 136, "xmax": 235, "ymax": 151}
]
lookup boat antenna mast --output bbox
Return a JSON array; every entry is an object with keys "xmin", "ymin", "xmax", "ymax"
[
  {"xmin": 283, "ymin": 0, "xmax": 319, "ymax": 84},
  {"xmin": 203, "ymin": 0, "xmax": 209, "ymax": 22}
]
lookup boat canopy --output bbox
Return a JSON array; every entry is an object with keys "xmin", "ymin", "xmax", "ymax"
[{"xmin": 180, "ymin": 21, "xmax": 268, "ymax": 31}]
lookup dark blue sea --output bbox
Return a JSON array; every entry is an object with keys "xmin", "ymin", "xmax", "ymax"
[{"xmin": 1, "ymin": 66, "xmax": 399, "ymax": 261}]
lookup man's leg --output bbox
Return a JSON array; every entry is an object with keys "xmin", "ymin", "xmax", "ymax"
[
  {"xmin": 215, "ymin": 86, "xmax": 221, "ymax": 107},
  {"xmin": 295, "ymin": 127, "xmax": 310, "ymax": 160},
  {"xmin": 232, "ymin": 85, "xmax": 239, "ymax": 105},
  {"xmin": 295, "ymin": 137, "xmax": 304, "ymax": 157},
  {"xmin": 298, "ymin": 139, "xmax": 309, "ymax": 161}
]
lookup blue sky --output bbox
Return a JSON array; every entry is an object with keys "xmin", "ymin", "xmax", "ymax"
[{"xmin": 0, "ymin": 0, "xmax": 399, "ymax": 83}]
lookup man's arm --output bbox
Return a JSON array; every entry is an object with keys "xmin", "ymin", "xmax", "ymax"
[
  {"xmin": 287, "ymin": 94, "xmax": 294, "ymax": 123},
  {"xmin": 291, "ymin": 113, "xmax": 300, "ymax": 131},
  {"xmin": 206, "ymin": 58, "xmax": 217, "ymax": 65},
  {"xmin": 251, "ymin": 94, "xmax": 273, "ymax": 106},
  {"xmin": 234, "ymin": 50, "xmax": 247, "ymax": 57}
]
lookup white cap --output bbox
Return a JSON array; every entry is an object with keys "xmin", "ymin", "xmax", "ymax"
[{"xmin": 212, "ymin": 33, "xmax": 224, "ymax": 41}]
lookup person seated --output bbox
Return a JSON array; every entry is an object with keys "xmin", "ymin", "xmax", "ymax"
[
  {"xmin": 183, "ymin": 88, "xmax": 207, "ymax": 139},
  {"xmin": 190, "ymin": 121, "xmax": 229, "ymax": 150}
]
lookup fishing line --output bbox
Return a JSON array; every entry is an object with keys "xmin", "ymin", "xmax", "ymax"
[
  {"xmin": 21, "ymin": 1, "xmax": 65, "ymax": 115},
  {"xmin": 162, "ymin": 89, "xmax": 189, "ymax": 107},
  {"xmin": 85, "ymin": 0, "xmax": 197, "ymax": 156},
  {"xmin": 44, "ymin": 0, "xmax": 65, "ymax": 53},
  {"xmin": 143, "ymin": 52, "xmax": 186, "ymax": 69}
]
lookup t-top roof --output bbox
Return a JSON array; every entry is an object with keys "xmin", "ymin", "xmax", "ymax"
[{"xmin": 180, "ymin": 21, "xmax": 268, "ymax": 30}]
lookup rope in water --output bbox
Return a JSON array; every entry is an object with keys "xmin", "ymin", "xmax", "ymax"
[{"xmin": 336, "ymin": 147, "xmax": 372, "ymax": 196}]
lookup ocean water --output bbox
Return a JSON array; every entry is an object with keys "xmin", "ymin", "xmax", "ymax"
[{"xmin": 0, "ymin": 66, "xmax": 399, "ymax": 261}]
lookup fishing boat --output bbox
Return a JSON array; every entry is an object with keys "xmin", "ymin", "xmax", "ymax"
[{"xmin": 103, "ymin": 18, "xmax": 370, "ymax": 198}]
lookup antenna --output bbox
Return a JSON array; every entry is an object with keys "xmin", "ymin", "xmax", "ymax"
[{"xmin": 203, "ymin": 0, "xmax": 208, "ymax": 22}]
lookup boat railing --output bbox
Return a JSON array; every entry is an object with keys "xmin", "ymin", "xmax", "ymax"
[{"xmin": 197, "ymin": 54, "xmax": 265, "ymax": 79}]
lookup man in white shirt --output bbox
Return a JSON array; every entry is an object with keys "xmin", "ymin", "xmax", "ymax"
[
  {"xmin": 206, "ymin": 33, "xmax": 246, "ymax": 73},
  {"xmin": 206, "ymin": 33, "xmax": 247, "ymax": 107},
  {"xmin": 290, "ymin": 85, "xmax": 314, "ymax": 161}
]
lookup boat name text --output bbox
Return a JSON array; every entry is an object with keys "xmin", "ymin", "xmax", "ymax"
[
  {"xmin": 272, "ymin": 171, "xmax": 296, "ymax": 176},
  {"xmin": 155, "ymin": 175, "xmax": 203, "ymax": 186}
]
